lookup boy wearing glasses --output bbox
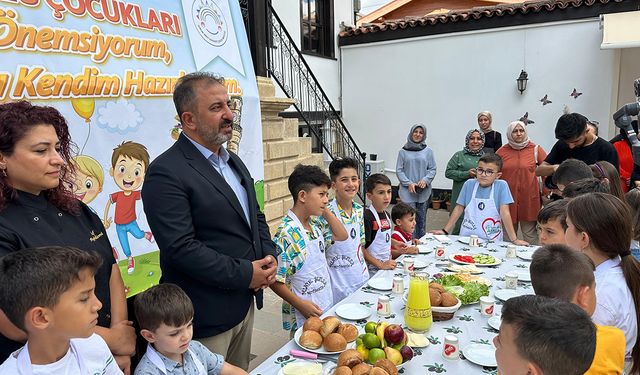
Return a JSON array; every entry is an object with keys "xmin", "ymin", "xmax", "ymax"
[{"xmin": 433, "ymin": 154, "xmax": 528, "ymax": 245}]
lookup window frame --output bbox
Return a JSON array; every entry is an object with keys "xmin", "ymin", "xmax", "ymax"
[{"xmin": 299, "ymin": 0, "xmax": 335, "ymax": 59}]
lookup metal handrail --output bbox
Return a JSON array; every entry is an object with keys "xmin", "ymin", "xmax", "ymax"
[{"xmin": 265, "ymin": 3, "xmax": 367, "ymax": 200}]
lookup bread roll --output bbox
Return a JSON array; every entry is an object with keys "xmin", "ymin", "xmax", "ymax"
[
  {"xmin": 303, "ymin": 316, "xmax": 323, "ymax": 332},
  {"xmin": 299, "ymin": 330, "xmax": 323, "ymax": 349},
  {"xmin": 375, "ymin": 359, "xmax": 398, "ymax": 375},
  {"xmin": 351, "ymin": 363, "xmax": 372, "ymax": 375},
  {"xmin": 369, "ymin": 368, "xmax": 389, "ymax": 375},
  {"xmin": 337, "ymin": 349, "xmax": 363, "ymax": 367},
  {"xmin": 337, "ymin": 323, "xmax": 359, "ymax": 342},
  {"xmin": 429, "ymin": 282, "xmax": 445, "ymax": 293},
  {"xmin": 440, "ymin": 292, "xmax": 458, "ymax": 307},
  {"xmin": 335, "ymin": 366, "xmax": 353, "ymax": 375},
  {"xmin": 324, "ymin": 332, "xmax": 347, "ymax": 352},
  {"xmin": 429, "ymin": 288, "xmax": 442, "ymax": 306},
  {"xmin": 321, "ymin": 316, "xmax": 341, "ymax": 337}
]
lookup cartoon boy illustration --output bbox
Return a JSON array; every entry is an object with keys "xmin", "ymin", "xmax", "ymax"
[
  {"xmin": 70, "ymin": 155, "xmax": 104, "ymax": 207},
  {"xmin": 103, "ymin": 141, "xmax": 153, "ymax": 275}
]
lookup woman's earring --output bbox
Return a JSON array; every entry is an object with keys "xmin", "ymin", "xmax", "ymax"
[{"xmin": 1, "ymin": 168, "xmax": 6, "ymax": 177}]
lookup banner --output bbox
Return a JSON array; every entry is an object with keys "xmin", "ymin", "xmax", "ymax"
[{"xmin": 0, "ymin": 0, "xmax": 264, "ymax": 297}]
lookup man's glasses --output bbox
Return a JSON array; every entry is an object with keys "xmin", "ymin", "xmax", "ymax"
[{"xmin": 477, "ymin": 168, "xmax": 495, "ymax": 176}]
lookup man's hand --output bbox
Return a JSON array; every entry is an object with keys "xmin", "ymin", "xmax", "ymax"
[
  {"xmin": 380, "ymin": 260, "xmax": 397, "ymax": 270},
  {"xmin": 469, "ymin": 168, "xmax": 477, "ymax": 178},
  {"xmin": 250, "ymin": 256, "xmax": 277, "ymax": 291},
  {"xmin": 109, "ymin": 320, "xmax": 136, "ymax": 356},
  {"xmin": 297, "ymin": 300, "xmax": 323, "ymax": 319},
  {"xmin": 408, "ymin": 183, "xmax": 417, "ymax": 194},
  {"xmin": 115, "ymin": 355, "xmax": 131, "ymax": 375},
  {"xmin": 417, "ymin": 180, "xmax": 427, "ymax": 189},
  {"xmin": 513, "ymin": 239, "xmax": 529, "ymax": 246},
  {"xmin": 430, "ymin": 230, "xmax": 445, "ymax": 235}
]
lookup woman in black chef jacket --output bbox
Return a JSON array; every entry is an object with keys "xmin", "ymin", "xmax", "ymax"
[{"xmin": 0, "ymin": 101, "xmax": 135, "ymax": 373}]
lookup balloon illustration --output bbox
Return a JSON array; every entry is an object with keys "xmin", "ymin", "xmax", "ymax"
[{"xmin": 71, "ymin": 98, "xmax": 95, "ymax": 123}]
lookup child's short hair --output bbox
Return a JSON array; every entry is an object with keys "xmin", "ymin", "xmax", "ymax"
[
  {"xmin": 72, "ymin": 155, "xmax": 105, "ymax": 188},
  {"xmin": 328, "ymin": 157, "xmax": 359, "ymax": 181},
  {"xmin": 111, "ymin": 141, "xmax": 150, "ymax": 171},
  {"xmin": 553, "ymin": 159, "xmax": 592, "ymax": 187},
  {"xmin": 134, "ymin": 283, "xmax": 194, "ymax": 332},
  {"xmin": 562, "ymin": 178, "xmax": 610, "ymax": 198},
  {"xmin": 0, "ymin": 247, "xmax": 102, "ymax": 331},
  {"xmin": 287, "ymin": 164, "xmax": 331, "ymax": 203},
  {"xmin": 537, "ymin": 199, "xmax": 568, "ymax": 230},
  {"xmin": 478, "ymin": 153, "xmax": 503, "ymax": 172},
  {"xmin": 501, "ymin": 295, "xmax": 596, "ymax": 375},
  {"xmin": 365, "ymin": 173, "xmax": 391, "ymax": 193},
  {"xmin": 530, "ymin": 244, "xmax": 595, "ymax": 301},
  {"xmin": 391, "ymin": 202, "xmax": 416, "ymax": 223}
]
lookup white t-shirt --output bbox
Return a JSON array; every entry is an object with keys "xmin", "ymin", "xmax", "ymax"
[
  {"xmin": 592, "ymin": 257, "xmax": 638, "ymax": 359},
  {"xmin": 0, "ymin": 333, "xmax": 122, "ymax": 374}
]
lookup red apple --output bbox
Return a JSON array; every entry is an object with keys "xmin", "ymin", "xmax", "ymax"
[
  {"xmin": 399, "ymin": 345, "xmax": 414, "ymax": 362},
  {"xmin": 384, "ymin": 324, "xmax": 405, "ymax": 345}
]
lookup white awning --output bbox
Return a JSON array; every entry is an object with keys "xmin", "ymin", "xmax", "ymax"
[{"xmin": 601, "ymin": 11, "xmax": 640, "ymax": 49}]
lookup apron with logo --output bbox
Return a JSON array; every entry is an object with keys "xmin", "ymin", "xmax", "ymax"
[
  {"xmin": 325, "ymin": 200, "xmax": 369, "ymax": 304},
  {"xmin": 17, "ymin": 341, "xmax": 87, "ymax": 375},
  {"xmin": 367, "ymin": 206, "xmax": 392, "ymax": 277},
  {"xmin": 460, "ymin": 181, "xmax": 503, "ymax": 241},
  {"xmin": 145, "ymin": 343, "xmax": 206, "ymax": 374},
  {"xmin": 287, "ymin": 210, "xmax": 334, "ymax": 327}
]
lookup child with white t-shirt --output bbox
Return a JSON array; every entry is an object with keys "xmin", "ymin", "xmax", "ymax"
[{"xmin": 0, "ymin": 246, "xmax": 122, "ymax": 375}]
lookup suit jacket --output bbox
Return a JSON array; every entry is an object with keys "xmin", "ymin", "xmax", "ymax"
[{"xmin": 141, "ymin": 134, "xmax": 277, "ymax": 338}]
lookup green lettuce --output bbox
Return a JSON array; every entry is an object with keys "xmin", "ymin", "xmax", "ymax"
[{"xmin": 435, "ymin": 275, "xmax": 489, "ymax": 304}]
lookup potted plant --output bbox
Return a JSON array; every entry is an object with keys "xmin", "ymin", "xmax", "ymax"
[
  {"xmin": 440, "ymin": 191, "xmax": 452, "ymax": 211},
  {"xmin": 431, "ymin": 193, "xmax": 443, "ymax": 210}
]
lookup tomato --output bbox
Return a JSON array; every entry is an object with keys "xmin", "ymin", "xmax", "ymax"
[{"xmin": 454, "ymin": 255, "xmax": 475, "ymax": 263}]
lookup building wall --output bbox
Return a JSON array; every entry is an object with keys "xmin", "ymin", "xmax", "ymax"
[
  {"xmin": 617, "ymin": 48, "xmax": 640, "ymax": 109},
  {"xmin": 340, "ymin": 19, "xmax": 620, "ymax": 189}
]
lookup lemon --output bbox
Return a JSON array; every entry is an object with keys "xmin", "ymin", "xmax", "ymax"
[
  {"xmin": 356, "ymin": 344, "xmax": 369, "ymax": 359},
  {"xmin": 365, "ymin": 321, "xmax": 378, "ymax": 334},
  {"xmin": 362, "ymin": 333, "xmax": 381, "ymax": 349}
]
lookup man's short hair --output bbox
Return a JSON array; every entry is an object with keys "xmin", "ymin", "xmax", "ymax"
[
  {"xmin": 555, "ymin": 113, "xmax": 588, "ymax": 141},
  {"xmin": 501, "ymin": 295, "xmax": 596, "ymax": 375},
  {"xmin": 537, "ymin": 199, "xmax": 568, "ymax": 230},
  {"xmin": 0, "ymin": 247, "xmax": 102, "ymax": 331},
  {"xmin": 553, "ymin": 159, "xmax": 592, "ymax": 187},
  {"xmin": 173, "ymin": 72, "xmax": 225, "ymax": 118},
  {"xmin": 134, "ymin": 283, "xmax": 194, "ymax": 332},
  {"xmin": 562, "ymin": 178, "xmax": 610, "ymax": 198},
  {"xmin": 479, "ymin": 153, "xmax": 503, "ymax": 172},
  {"xmin": 391, "ymin": 202, "xmax": 416, "ymax": 223},
  {"xmin": 288, "ymin": 164, "xmax": 331, "ymax": 203},
  {"xmin": 365, "ymin": 173, "xmax": 392, "ymax": 193},
  {"xmin": 329, "ymin": 158, "xmax": 360, "ymax": 181},
  {"xmin": 530, "ymin": 244, "xmax": 595, "ymax": 301}
]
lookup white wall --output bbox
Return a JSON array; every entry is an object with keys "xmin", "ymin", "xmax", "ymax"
[
  {"xmin": 270, "ymin": 0, "xmax": 354, "ymax": 109},
  {"xmin": 341, "ymin": 19, "xmax": 620, "ymax": 189},
  {"xmin": 617, "ymin": 48, "xmax": 640, "ymax": 107}
]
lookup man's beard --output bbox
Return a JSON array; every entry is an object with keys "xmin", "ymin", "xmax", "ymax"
[{"xmin": 198, "ymin": 122, "xmax": 232, "ymax": 146}]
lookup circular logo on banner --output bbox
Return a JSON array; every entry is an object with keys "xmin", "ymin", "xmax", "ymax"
[
  {"xmin": 192, "ymin": 0, "xmax": 228, "ymax": 46},
  {"xmin": 350, "ymin": 228, "xmax": 357, "ymax": 239},
  {"xmin": 385, "ymin": 233, "xmax": 390, "ymax": 242},
  {"xmin": 478, "ymin": 202, "xmax": 485, "ymax": 211}
]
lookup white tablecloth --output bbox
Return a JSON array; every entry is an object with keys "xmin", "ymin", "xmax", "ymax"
[{"xmin": 250, "ymin": 235, "xmax": 537, "ymax": 375}]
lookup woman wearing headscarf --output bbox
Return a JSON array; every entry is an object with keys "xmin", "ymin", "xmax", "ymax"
[
  {"xmin": 496, "ymin": 121, "xmax": 547, "ymax": 244},
  {"xmin": 396, "ymin": 124, "xmax": 437, "ymax": 239},
  {"xmin": 445, "ymin": 129, "xmax": 485, "ymax": 234},
  {"xmin": 478, "ymin": 111, "xmax": 502, "ymax": 153}
]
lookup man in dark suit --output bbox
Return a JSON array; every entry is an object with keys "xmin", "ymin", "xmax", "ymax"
[{"xmin": 141, "ymin": 72, "xmax": 277, "ymax": 370}]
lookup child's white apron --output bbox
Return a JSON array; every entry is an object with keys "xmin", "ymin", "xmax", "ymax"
[
  {"xmin": 325, "ymin": 200, "xmax": 369, "ymax": 304},
  {"xmin": 366, "ymin": 206, "xmax": 392, "ymax": 276},
  {"xmin": 145, "ymin": 343, "xmax": 206, "ymax": 374},
  {"xmin": 460, "ymin": 181, "xmax": 503, "ymax": 241},
  {"xmin": 287, "ymin": 210, "xmax": 334, "ymax": 327}
]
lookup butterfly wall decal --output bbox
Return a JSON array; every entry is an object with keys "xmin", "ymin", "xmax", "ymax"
[
  {"xmin": 540, "ymin": 95, "xmax": 552, "ymax": 106},
  {"xmin": 570, "ymin": 88, "xmax": 583, "ymax": 99},
  {"xmin": 520, "ymin": 112, "xmax": 535, "ymax": 125}
]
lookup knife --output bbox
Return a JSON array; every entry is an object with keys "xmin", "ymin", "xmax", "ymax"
[{"xmin": 290, "ymin": 349, "xmax": 338, "ymax": 362}]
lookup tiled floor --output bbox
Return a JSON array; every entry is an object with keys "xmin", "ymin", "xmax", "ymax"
[{"xmin": 247, "ymin": 208, "xmax": 451, "ymax": 371}]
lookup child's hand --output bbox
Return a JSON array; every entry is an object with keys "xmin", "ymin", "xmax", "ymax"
[
  {"xmin": 430, "ymin": 230, "xmax": 445, "ymax": 235},
  {"xmin": 298, "ymin": 300, "xmax": 323, "ymax": 319},
  {"xmin": 412, "ymin": 239, "xmax": 421, "ymax": 245},
  {"xmin": 513, "ymin": 239, "xmax": 529, "ymax": 246},
  {"xmin": 404, "ymin": 246, "xmax": 419, "ymax": 255},
  {"xmin": 380, "ymin": 260, "xmax": 397, "ymax": 270}
]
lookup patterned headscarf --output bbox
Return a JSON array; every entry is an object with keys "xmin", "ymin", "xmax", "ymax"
[
  {"xmin": 403, "ymin": 124, "xmax": 427, "ymax": 151},
  {"xmin": 506, "ymin": 121, "xmax": 530, "ymax": 150},
  {"xmin": 464, "ymin": 129, "xmax": 485, "ymax": 156}
]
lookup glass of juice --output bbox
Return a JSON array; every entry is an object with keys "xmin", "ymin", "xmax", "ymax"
[{"xmin": 404, "ymin": 272, "xmax": 433, "ymax": 332}]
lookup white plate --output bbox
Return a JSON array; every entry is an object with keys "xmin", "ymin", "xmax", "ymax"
[
  {"xmin": 462, "ymin": 343, "xmax": 497, "ymax": 367},
  {"xmin": 445, "ymin": 264, "xmax": 483, "ymax": 274},
  {"xmin": 413, "ymin": 259, "xmax": 429, "ymax": 269},
  {"xmin": 494, "ymin": 288, "xmax": 531, "ymax": 301},
  {"xmin": 457, "ymin": 236, "xmax": 485, "ymax": 245},
  {"xmin": 367, "ymin": 278, "xmax": 393, "ymax": 291},
  {"xmin": 293, "ymin": 327, "xmax": 355, "ymax": 355},
  {"xmin": 406, "ymin": 332, "xmax": 431, "ymax": 348},
  {"xmin": 417, "ymin": 244, "xmax": 433, "ymax": 254},
  {"xmin": 487, "ymin": 316, "xmax": 501, "ymax": 331},
  {"xmin": 517, "ymin": 251, "xmax": 534, "ymax": 261},
  {"xmin": 511, "ymin": 268, "xmax": 531, "ymax": 282},
  {"xmin": 335, "ymin": 303, "xmax": 371, "ymax": 321},
  {"xmin": 277, "ymin": 362, "xmax": 325, "ymax": 375},
  {"xmin": 449, "ymin": 253, "xmax": 502, "ymax": 267}
]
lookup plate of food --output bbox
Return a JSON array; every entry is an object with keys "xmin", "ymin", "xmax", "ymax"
[
  {"xmin": 457, "ymin": 236, "xmax": 485, "ymax": 245},
  {"xmin": 367, "ymin": 278, "xmax": 393, "ymax": 291},
  {"xmin": 487, "ymin": 316, "xmax": 501, "ymax": 331},
  {"xmin": 294, "ymin": 316, "xmax": 358, "ymax": 355},
  {"xmin": 447, "ymin": 272, "xmax": 492, "ymax": 286},
  {"xmin": 445, "ymin": 264, "xmax": 483, "ymax": 274},
  {"xmin": 417, "ymin": 244, "xmax": 433, "ymax": 254},
  {"xmin": 431, "ymin": 274, "xmax": 490, "ymax": 304},
  {"xmin": 462, "ymin": 343, "xmax": 497, "ymax": 367},
  {"xmin": 450, "ymin": 253, "xmax": 501, "ymax": 267},
  {"xmin": 335, "ymin": 303, "xmax": 371, "ymax": 321},
  {"xmin": 278, "ymin": 362, "xmax": 323, "ymax": 375}
]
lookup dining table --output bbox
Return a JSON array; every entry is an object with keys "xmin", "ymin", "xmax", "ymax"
[{"xmin": 250, "ymin": 235, "xmax": 538, "ymax": 375}]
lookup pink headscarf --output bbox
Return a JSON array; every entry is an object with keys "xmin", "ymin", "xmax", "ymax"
[{"xmin": 506, "ymin": 121, "xmax": 530, "ymax": 150}]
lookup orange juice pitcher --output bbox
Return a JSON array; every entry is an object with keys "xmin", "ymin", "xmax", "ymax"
[{"xmin": 404, "ymin": 272, "xmax": 433, "ymax": 332}]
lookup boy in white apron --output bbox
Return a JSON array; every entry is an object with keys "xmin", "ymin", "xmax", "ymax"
[
  {"xmin": 432, "ymin": 154, "xmax": 529, "ymax": 246},
  {"xmin": 134, "ymin": 284, "xmax": 246, "ymax": 375},
  {"xmin": 271, "ymin": 165, "xmax": 348, "ymax": 333},
  {"xmin": 390, "ymin": 202, "xmax": 420, "ymax": 259},
  {"xmin": 363, "ymin": 174, "xmax": 397, "ymax": 277},
  {"xmin": 322, "ymin": 158, "xmax": 370, "ymax": 304}
]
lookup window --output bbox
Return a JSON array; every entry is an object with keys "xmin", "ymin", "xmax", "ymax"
[{"xmin": 300, "ymin": 0, "xmax": 334, "ymax": 58}]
